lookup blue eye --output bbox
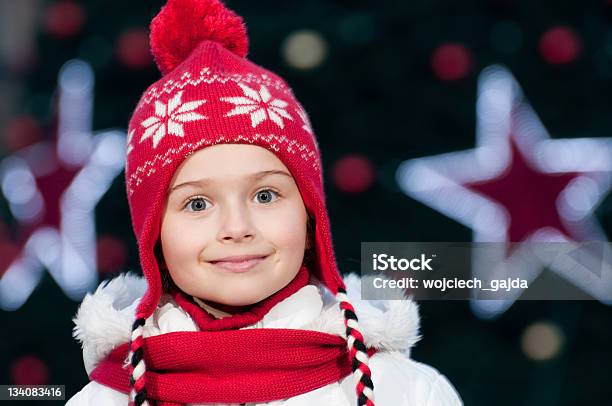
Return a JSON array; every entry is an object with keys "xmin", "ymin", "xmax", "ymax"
[
  {"xmin": 185, "ymin": 197, "xmax": 209, "ymax": 212},
  {"xmin": 255, "ymin": 189, "xmax": 279, "ymax": 204}
]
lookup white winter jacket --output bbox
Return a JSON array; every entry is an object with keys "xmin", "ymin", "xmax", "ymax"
[{"xmin": 66, "ymin": 272, "xmax": 462, "ymax": 405}]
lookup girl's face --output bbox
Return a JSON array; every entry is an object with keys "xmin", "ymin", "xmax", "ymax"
[{"xmin": 160, "ymin": 144, "xmax": 309, "ymax": 306}]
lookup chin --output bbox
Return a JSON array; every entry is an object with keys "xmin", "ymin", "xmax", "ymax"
[
  {"xmin": 226, "ymin": 299, "xmax": 258, "ymax": 306},
  {"xmin": 219, "ymin": 289, "xmax": 271, "ymax": 306},
  {"xmin": 198, "ymin": 285, "xmax": 267, "ymax": 306}
]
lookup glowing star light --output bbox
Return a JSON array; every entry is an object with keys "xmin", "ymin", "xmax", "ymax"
[
  {"xmin": 0, "ymin": 60, "xmax": 125, "ymax": 310},
  {"xmin": 396, "ymin": 65, "xmax": 612, "ymax": 318}
]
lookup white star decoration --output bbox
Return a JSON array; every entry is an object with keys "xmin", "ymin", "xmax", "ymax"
[
  {"xmin": 396, "ymin": 65, "xmax": 612, "ymax": 319},
  {"xmin": 0, "ymin": 60, "xmax": 125, "ymax": 309},
  {"xmin": 221, "ymin": 83, "xmax": 293, "ymax": 129},
  {"xmin": 140, "ymin": 90, "xmax": 207, "ymax": 148}
]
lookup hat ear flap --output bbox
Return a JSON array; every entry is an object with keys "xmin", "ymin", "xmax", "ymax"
[{"xmin": 305, "ymin": 212, "xmax": 315, "ymax": 250}]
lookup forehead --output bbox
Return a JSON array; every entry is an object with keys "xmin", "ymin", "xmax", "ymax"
[{"xmin": 170, "ymin": 144, "xmax": 290, "ymax": 186}]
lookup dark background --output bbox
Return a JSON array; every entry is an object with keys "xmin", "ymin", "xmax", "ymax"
[{"xmin": 0, "ymin": 1, "xmax": 611, "ymax": 405}]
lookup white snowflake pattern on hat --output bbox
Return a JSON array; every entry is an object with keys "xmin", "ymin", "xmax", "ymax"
[
  {"xmin": 126, "ymin": 129, "xmax": 135, "ymax": 154},
  {"xmin": 140, "ymin": 90, "xmax": 207, "ymax": 148},
  {"xmin": 221, "ymin": 83, "xmax": 293, "ymax": 129},
  {"xmin": 296, "ymin": 104, "xmax": 313, "ymax": 134}
]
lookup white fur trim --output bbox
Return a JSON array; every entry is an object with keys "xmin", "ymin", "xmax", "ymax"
[
  {"xmin": 72, "ymin": 272, "xmax": 421, "ymax": 374},
  {"xmin": 72, "ymin": 272, "xmax": 147, "ymax": 375},
  {"xmin": 304, "ymin": 273, "xmax": 421, "ymax": 355}
]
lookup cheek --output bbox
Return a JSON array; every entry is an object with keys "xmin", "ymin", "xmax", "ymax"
[
  {"xmin": 256, "ymin": 204, "xmax": 307, "ymax": 250},
  {"xmin": 160, "ymin": 215, "xmax": 209, "ymax": 268}
]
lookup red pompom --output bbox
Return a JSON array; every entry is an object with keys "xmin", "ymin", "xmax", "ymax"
[{"xmin": 150, "ymin": 0, "xmax": 249, "ymax": 75}]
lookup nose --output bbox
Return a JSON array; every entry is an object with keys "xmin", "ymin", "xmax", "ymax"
[{"xmin": 217, "ymin": 201, "xmax": 255, "ymax": 243}]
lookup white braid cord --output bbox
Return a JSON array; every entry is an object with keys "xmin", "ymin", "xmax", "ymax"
[
  {"xmin": 335, "ymin": 291, "xmax": 375, "ymax": 403},
  {"xmin": 129, "ymin": 322, "xmax": 150, "ymax": 406}
]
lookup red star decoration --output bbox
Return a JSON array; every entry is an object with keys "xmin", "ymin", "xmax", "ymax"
[{"xmin": 465, "ymin": 138, "xmax": 580, "ymax": 243}]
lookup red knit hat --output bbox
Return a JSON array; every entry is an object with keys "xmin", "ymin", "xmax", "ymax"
[{"xmin": 124, "ymin": 1, "xmax": 374, "ymax": 405}]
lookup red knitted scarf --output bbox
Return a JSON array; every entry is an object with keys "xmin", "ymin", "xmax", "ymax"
[{"xmin": 90, "ymin": 266, "xmax": 376, "ymax": 405}]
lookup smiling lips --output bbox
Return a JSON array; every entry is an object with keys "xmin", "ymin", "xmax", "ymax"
[{"xmin": 208, "ymin": 254, "xmax": 269, "ymax": 273}]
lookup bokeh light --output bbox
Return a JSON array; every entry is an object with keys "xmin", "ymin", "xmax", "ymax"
[
  {"xmin": 43, "ymin": 0, "xmax": 86, "ymax": 39},
  {"xmin": 338, "ymin": 12, "xmax": 376, "ymax": 46},
  {"xmin": 538, "ymin": 26, "xmax": 581, "ymax": 65},
  {"xmin": 10, "ymin": 355, "xmax": 49, "ymax": 385},
  {"xmin": 282, "ymin": 30, "xmax": 328, "ymax": 70},
  {"xmin": 116, "ymin": 28, "xmax": 153, "ymax": 70},
  {"xmin": 521, "ymin": 321, "xmax": 565, "ymax": 361},
  {"xmin": 78, "ymin": 35, "xmax": 113, "ymax": 70},
  {"xmin": 96, "ymin": 235, "xmax": 128, "ymax": 274},
  {"xmin": 490, "ymin": 21, "xmax": 523, "ymax": 55},
  {"xmin": 431, "ymin": 43, "xmax": 473, "ymax": 81},
  {"xmin": 3, "ymin": 116, "xmax": 43, "ymax": 152},
  {"xmin": 332, "ymin": 154, "xmax": 375, "ymax": 193}
]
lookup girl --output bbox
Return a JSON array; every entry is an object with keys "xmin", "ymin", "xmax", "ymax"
[{"xmin": 67, "ymin": 0, "xmax": 463, "ymax": 405}]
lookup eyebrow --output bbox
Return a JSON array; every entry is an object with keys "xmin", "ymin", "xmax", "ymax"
[{"xmin": 168, "ymin": 170, "xmax": 293, "ymax": 195}]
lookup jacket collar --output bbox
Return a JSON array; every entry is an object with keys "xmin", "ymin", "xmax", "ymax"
[{"xmin": 73, "ymin": 272, "xmax": 421, "ymax": 375}]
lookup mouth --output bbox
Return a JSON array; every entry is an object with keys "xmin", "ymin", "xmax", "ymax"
[{"xmin": 208, "ymin": 255, "xmax": 269, "ymax": 273}]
